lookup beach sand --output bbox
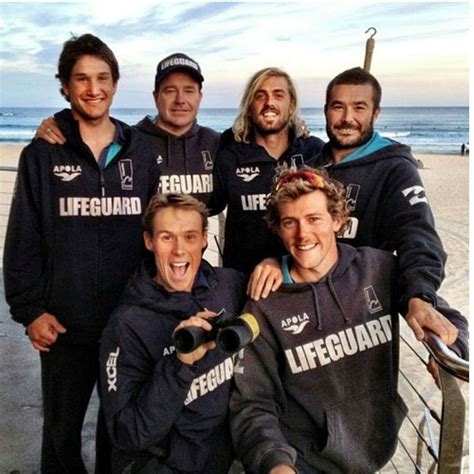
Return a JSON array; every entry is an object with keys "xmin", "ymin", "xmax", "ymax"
[{"xmin": 0, "ymin": 145, "xmax": 469, "ymax": 472}]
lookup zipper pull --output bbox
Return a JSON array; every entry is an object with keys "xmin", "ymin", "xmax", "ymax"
[{"xmin": 100, "ymin": 173, "xmax": 105, "ymax": 197}]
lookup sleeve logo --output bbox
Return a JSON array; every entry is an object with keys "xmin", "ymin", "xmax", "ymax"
[
  {"xmin": 401, "ymin": 185, "xmax": 428, "ymax": 206},
  {"xmin": 106, "ymin": 347, "xmax": 120, "ymax": 392}
]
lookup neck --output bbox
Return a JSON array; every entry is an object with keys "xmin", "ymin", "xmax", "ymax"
[
  {"xmin": 331, "ymin": 146, "xmax": 357, "ymax": 164},
  {"xmin": 72, "ymin": 112, "xmax": 116, "ymax": 161},
  {"xmin": 155, "ymin": 117, "xmax": 193, "ymax": 137},
  {"xmin": 290, "ymin": 248, "xmax": 339, "ymax": 283},
  {"xmin": 255, "ymin": 127, "xmax": 290, "ymax": 160}
]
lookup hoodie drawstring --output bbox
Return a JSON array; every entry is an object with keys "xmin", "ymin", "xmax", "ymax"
[
  {"xmin": 327, "ymin": 274, "xmax": 350, "ymax": 323},
  {"xmin": 310, "ymin": 284, "xmax": 323, "ymax": 331}
]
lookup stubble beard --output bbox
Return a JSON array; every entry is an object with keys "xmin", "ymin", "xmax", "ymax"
[{"xmin": 327, "ymin": 120, "xmax": 374, "ymax": 150}]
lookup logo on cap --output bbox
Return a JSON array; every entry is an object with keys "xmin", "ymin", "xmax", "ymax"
[{"xmin": 155, "ymin": 53, "xmax": 204, "ymax": 89}]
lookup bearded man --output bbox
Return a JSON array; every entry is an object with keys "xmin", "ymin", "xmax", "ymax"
[
  {"xmin": 308, "ymin": 66, "xmax": 449, "ymax": 348},
  {"xmin": 209, "ymin": 67, "xmax": 324, "ymax": 274}
]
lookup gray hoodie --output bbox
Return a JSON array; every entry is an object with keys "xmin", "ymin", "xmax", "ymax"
[{"xmin": 230, "ymin": 244, "xmax": 468, "ymax": 473}]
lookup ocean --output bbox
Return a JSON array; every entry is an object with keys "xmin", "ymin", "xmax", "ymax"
[{"xmin": 0, "ymin": 106, "xmax": 469, "ymax": 155}]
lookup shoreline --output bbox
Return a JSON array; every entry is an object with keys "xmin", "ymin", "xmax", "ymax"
[{"xmin": 0, "ymin": 143, "xmax": 470, "ymax": 165}]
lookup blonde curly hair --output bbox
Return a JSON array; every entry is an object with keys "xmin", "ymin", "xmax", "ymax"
[
  {"xmin": 265, "ymin": 165, "xmax": 349, "ymax": 235},
  {"xmin": 232, "ymin": 67, "xmax": 309, "ymax": 143}
]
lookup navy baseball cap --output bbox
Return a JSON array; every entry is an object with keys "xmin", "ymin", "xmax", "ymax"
[{"xmin": 154, "ymin": 53, "xmax": 204, "ymax": 90}]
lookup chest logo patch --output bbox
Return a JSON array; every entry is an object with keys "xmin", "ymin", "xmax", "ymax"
[
  {"xmin": 119, "ymin": 159, "xmax": 133, "ymax": 191},
  {"xmin": 281, "ymin": 313, "xmax": 310, "ymax": 335},
  {"xmin": 345, "ymin": 184, "xmax": 360, "ymax": 211},
  {"xmin": 201, "ymin": 150, "xmax": 213, "ymax": 171},
  {"xmin": 364, "ymin": 286, "xmax": 383, "ymax": 314},
  {"xmin": 53, "ymin": 165, "xmax": 82, "ymax": 182},
  {"xmin": 236, "ymin": 166, "xmax": 260, "ymax": 182}
]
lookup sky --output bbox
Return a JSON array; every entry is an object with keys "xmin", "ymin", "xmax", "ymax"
[{"xmin": 0, "ymin": 1, "xmax": 470, "ymax": 109}]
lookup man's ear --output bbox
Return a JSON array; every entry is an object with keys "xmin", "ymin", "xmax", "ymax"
[
  {"xmin": 333, "ymin": 217, "xmax": 343, "ymax": 234},
  {"xmin": 373, "ymin": 107, "xmax": 381, "ymax": 122},
  {"xmin": 201, "ymin": 231, "xmax": 208, "ymax": 254},
  {"xmin": 143, "ymin": 231, "xmax": 153, "ymax": 252}
]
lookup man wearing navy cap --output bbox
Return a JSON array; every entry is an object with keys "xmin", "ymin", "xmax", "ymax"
[
  {"xmin": 134, "ymin": 53, "xmax": 219, "ymax": 206},
  {"xmin": 36, "ymin": 52, "xmax": 219, "ymax": 206}
]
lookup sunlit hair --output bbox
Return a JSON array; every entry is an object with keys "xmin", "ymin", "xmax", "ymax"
[
  {"xmin": 143, "ymin": 193, "xmax": 209, "ymax": 236},
  {"xmin": 325, "ymin": 67, "xmax": 382, "ymax": 111},
  {"xmin": 56, "ymin": 33, "xmax": 120, "ymax": 102},
  {"xmin": 232, "ymin": 67, "xmax": 309, "ymax": 143},
  {"xmin": 265, "ymin": 165, "xmax": 349, "ymax": 235}
]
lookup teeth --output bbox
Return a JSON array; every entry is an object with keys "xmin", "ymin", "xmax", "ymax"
[
  {"xmin": 297, "ymin": 243, "xmax": 316, "ymax": 250},
  {"xmin": 171, "ymin": 262, "xmax": 187, "ymax": 267},
  {"xmin": 263, "ymin": 112, "xmax": 277, "ymax": 117}
]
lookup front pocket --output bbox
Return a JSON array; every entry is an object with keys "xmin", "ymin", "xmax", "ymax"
[{"xmin": 318, "ymin": 387, "xmax": 408, "ymax": 473}]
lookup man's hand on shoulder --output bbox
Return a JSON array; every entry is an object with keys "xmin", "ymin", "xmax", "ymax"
[
  {"xmin": 27, "ymin": 312, "xmax": 67, "ymax": 352},
  {"xmin": 405, "ymin": 297, "xmax": 459, "ymax": 346},
  {"xmin": 35, "ymin": 117, "xmax": 66, "ymax": 145},
  {"xmin": 247, "ymin": 257, "xmax": 283, "ymax": 301}
]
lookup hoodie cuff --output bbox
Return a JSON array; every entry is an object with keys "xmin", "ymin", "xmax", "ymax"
[
  {"xmin": 11, "ymin": 304, "xmax": 47, "ymax": 328},
  {"xmin": 260, "ymin": 448, "xmax": 297, "ymax": 474}
]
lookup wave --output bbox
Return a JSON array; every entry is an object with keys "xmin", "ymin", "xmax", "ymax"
[
  {"xmin": 380, "ymin": 131, "xmax": 411, "ymax": 138},
  {"xmin": 0, "ymin": 138, "xmax": 30, "ymax": 143},
  {"xmin": 0, "ymin": 112, "xmax": 14, "ymax": 117}
]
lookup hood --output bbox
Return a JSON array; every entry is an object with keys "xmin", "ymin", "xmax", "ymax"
[
  {"xmin": 136, "ymin": 116, "xmax": 200, "ymax": 140},
  {"xmin": 318, "ymin": 138, "xmax": 417, "ymax": 169},
  {"xmin": 220, "ymin": 126, "xmax": 311, "ymax": 167},
  {"xmin": 120, "ymin": 257, "xmax": 219, "ymax": 319},
  {"xmin": 135, "ymin": 116, "xmax": 201, "ymax": 169},
  {"xmin": 279, "ymin": 244, "xmax": 361, "ymax": 330}
]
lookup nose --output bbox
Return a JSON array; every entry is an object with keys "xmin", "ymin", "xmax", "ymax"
[
  {"xmin": 341, "ymin": 107, "xmax": 355, "ymax": 123},
  {"xmin": 88, "ymin": 78, "xmax": 100, "ymax": 96},
  {"xmin": 174, "ymin": 90, "xmax": 185, "ymax": 104},
  {"xmin": 172, "ymin": 237, "xmax": 185, "ymax": 255},
  {"xmin": 296, "ymin": 221, "xmax": 309, "ymax": 239},
  {"xmin": 265, "ymin": 93, "xmax": 276, "ymax": 108}
]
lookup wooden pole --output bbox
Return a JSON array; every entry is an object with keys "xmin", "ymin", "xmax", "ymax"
[{"xmin": 364, "ymin": 27, "xmax": 377, "ymax": 72}]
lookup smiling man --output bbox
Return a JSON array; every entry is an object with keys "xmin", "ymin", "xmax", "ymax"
[
  {"xmin": 99, "ymin": 194, "xmax": 247, "ymax": 473},
  {"xmin": 210, "ymin": 67, "xmax": 324, "ymax": 274},
  {"xmin": 230, "ymin": 166, "xmax": 468, "ymax": 474},
  {"xmin": 3, "ymin": 34, "xmax": 160, "ymax": 472}
]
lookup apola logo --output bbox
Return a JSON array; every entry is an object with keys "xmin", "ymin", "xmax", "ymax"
[
  {"xmin": 53, "ymin": 165, "xmax": 82, "ymax": 182},
  {"xmin": 281, "ymin": 313, "xmax": 310, "ymax": 335},
  {"xmin": 236, "ymin": 166, "xmax": 260, "ymax": 182}
]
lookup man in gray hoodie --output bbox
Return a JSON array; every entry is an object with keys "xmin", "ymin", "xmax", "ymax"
[{"xmin": 230, "ymin": 166, "xmax": 468, "ymax": 474}]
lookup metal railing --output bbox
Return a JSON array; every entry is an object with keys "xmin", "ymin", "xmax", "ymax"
[{"xmin": 388, "ymin": 324, "xmax": 469, "ymax": 473}]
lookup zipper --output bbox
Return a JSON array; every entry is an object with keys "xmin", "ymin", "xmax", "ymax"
[{"xmin": 100, "ymin": 171, "xmax": 105, "ymax": 197}]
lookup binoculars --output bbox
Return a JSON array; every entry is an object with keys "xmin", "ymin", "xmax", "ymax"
[{"xmin": 174, "ymin": 312, "xmax": 259, "ymax": 354}]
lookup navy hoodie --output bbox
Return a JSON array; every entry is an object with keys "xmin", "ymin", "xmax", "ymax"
[
  {"xmin": 100, "ymin": 258, "xmax": 247, "ymax": 473},
  {"xmin": 210, "ymin": 128, "xmax": 324, "ymax": 273},
  {"xmin": 309, "ymin": 141, "xmax": 446, "ymax": 310},
  {"xmin": 136, "ymin": 117, "xmax": 220, "ymax": 206},
  {"xmin": 3, "ymin": 109, "xmax": 160, "ymax": 343}
]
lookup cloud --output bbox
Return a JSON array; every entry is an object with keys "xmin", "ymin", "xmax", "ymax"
[{"xmin": 0, "ymin": 2, "xmax": 469, "ymax": 107}]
